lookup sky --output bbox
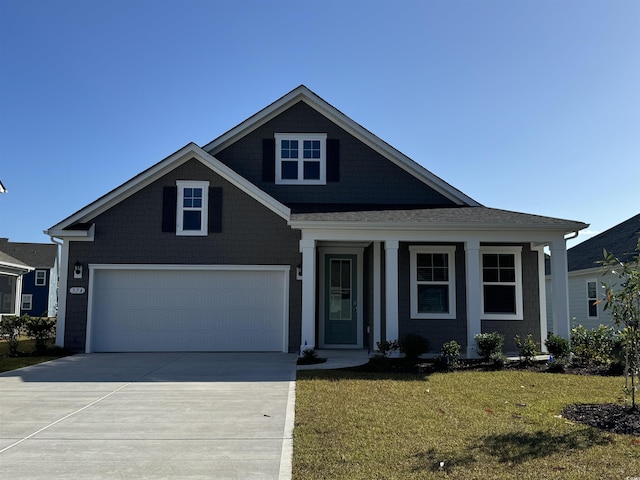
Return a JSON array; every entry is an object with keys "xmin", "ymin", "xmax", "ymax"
[{"xmin": 1, "ymin": 0, "xmax": 639, "ymax": 249}]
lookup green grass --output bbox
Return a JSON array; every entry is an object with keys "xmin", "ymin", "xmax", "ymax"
[
  {"xmin": 0, "ymin": 338, "xmax": 70, "ymax": 373},
  {"xmin": 293, "ymin": 369, "xmax": 640, "ymax": 479}
]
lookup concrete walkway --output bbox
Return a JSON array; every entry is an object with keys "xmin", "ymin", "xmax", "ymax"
[{"xmin": 0, "ymin": 353, "xmax": 297, "ymax": 480}]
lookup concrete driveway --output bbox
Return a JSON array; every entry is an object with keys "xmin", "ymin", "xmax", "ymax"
[{"xmin": 0, "ymin": 352, "xmax": 297, "ymax": 479}]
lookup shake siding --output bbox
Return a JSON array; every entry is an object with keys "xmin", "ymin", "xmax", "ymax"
[{"xmin": 65, "ymin": 159, "xmax": 302, "ymax": 352}]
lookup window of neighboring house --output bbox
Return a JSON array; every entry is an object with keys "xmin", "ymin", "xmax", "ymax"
[
  {"xmin": 176, "ymin": 180, "xmax": 209, "ymax": 236},
  {"xmin": 481, "ymin": 247, "xmax": 523, "ymax": 320},
  {"xmin": 409, "ymin": 246, "xmax": 456, "ymax": 319},
  {"xmin": 35, "ymin": 270, "xmax": 47, "ymax": 286},
  {"xmin": 275, "ymin": 133, "xmax": 327, "ymax": 185},
  {"xmin": 21, "ymin": 294, "xmax": 32, "ymax": 311},
  {"xmin": 587, "ymin": 279, "xmax": 599, "ymax": 318}
]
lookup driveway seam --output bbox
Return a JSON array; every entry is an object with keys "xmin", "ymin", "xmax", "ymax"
[{"xmin": 0, "ymin": 382, "xmax": 131, "ymax": 455}]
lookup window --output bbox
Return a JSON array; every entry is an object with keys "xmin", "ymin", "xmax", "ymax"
[
  {"xmin": 176, "ymin": 180, "xmax": 209, "ymax": 236},
  {"xmin": 35, "ymin": 270, "xmax": 47, "ymax": 286},
  {"xmin": 275, "ymin": 133, "xmax": 327, "ymax": 185},
  {"xmin": 481, "ymin": 247, "xmax": 523, "ymax": 320},
  {"xmin": 21, "ymin": 294, "xmax": 32, "ymax": 311},
  {"xmin": 586, "ymin": 280, "xmax": 598, "ymax": 318},
  {"xmin": 409, "ymin": 246, "xmax": 456, "ymax": 319}
]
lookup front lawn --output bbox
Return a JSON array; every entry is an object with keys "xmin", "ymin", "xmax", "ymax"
[
  {"xmin": 0, "ymin": 338, "xmax": 70, "ymax": 373},
  {"xmin": 293, "ymin": 369, "xmax": 640, "ymax": 479}
]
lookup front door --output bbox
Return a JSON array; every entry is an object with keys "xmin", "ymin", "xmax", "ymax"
[{"xmin": 323, "ymin": 254, "xmax": 358, "ymax": 345}]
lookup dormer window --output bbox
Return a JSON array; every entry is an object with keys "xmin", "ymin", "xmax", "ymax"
[{"xmin": 275, "ymin": 133, "xmax": 327, "ymax": 185}]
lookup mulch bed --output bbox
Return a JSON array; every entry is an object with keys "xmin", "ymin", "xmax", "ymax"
[{"xmin": 562, "ymin": 403, "xmax": 640, "ymax": 436}]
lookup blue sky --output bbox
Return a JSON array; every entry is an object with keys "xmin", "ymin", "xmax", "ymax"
[{"xmin": 1, "ymin": 0, "xmax": 638, "ymax": 248}]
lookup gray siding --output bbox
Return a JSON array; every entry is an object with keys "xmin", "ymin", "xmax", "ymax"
[
  {"xmin": 65, "ymin": 159, "xmax": 302, "ymax": 352},
  {"xmin": 212, "ymin": 101, "xmax": 456, "ymax": 208}
]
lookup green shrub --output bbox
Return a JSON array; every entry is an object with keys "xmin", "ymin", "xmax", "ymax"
[
  {"xmin": 545, "ymin": 332, "xmax": 570, "ymax": 360},
  {"xmin": 376, "ymin": 339, "xmax": 399, "ymax": 357},
  {"xmin": 23, "ymin": 315, "xmax": 56, "ymax": 353},
  {"xmin": 490, "ymin": 352, "xmax": 507, "ymax": 370},
  {"xmin": 399, "ymin": 333, "xmax": 429, "ymax": 360},
  {"xmin": 0, "ymin": 315, "xmax": 26, "ymax": 356},
  {"xmin": 474, "ymin": 332, "xmax": 504, "ymax": 361},
  {"xmin": 570, "ymin": 324, "xmax": 617, "ymax": 366},
  {"xmin": 514, "ymin": 334, "xmax": 538, "ymax": 364},
  {"xmin": 436, "ymin": 340, "xmax": 462, "ymax": 370}
]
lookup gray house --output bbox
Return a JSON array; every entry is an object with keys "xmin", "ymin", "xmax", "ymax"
[{"xmin": 46, "ymin": 86, "xmax": 587, "ymax": 354}]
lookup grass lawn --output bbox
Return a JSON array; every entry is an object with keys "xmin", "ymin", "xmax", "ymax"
[
  {"xmin": 293, "ymin": 369, "xmax": 640, "ymax": 479},
  {"xmin": 0, "ymin": 338, "xmax": 70, "ymax": 373}
]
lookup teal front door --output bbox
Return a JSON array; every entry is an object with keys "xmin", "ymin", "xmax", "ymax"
[{"xmin": 324, "ymin": 254, "xmax": 358, "ymax": 345}]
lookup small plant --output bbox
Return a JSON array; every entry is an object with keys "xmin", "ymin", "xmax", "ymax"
[
  {"xmin": 376, "ymin": 339, "xmax": 399, "ymax": 357},
  {"xmin": 545, "ymin": 332, "xmax": 570, "ymax": 360},
  {"xmin": 399, "ymin": 333, "xmax": 429, "ymax": 360},
  {"xmin": 489, "ymin": 352, "xmax": 506, "ymax": 370},
  {"xmin": 436, "ymin": 340, "xmax": 461, "ymax": 370},
  {"xmin": 297, "ymin": 347, "xmax": 327, "ymax": 366},
  {"xmin": 570, "ymin": 324, "xmax": 617, "ymax": 366},
  {"xmin": 0, "ymin": 315, "xmax": 26, "ymax": 356},
  {"xmin": 23, "ymin": 314, "xmax": 56, "ymax": 352},
  {"xmin": 514, "ymin": 334, "xmax": 538, "ymax": 365},
  {"xmin": 474, "ymin": 332, "xmax": 504, "ymax": 361},
  {"xmin": 301, "ymin": 348, "xmax": 317, "ymax": 360}
]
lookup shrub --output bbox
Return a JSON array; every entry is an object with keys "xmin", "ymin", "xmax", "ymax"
[
  {"xmin": 474, "ymin": 332, "xmax": 504, "ymax": 361},
  {"xmin": 490, "ymin": 352, "xmax": 506, "ymax": 370},
  {"xmin": 436, "ymin": 340, "xmax": 462, "ymax": 370},
  {"xmin": 545, "ymin": 332, "xmax": 570, "ymax": 360},
  {"xmin": 514, "ymin": 334, "xmax": 538, "ymax": 364},
  {"xmin": 23, "ymin": 315, "xmax": 56, "ymax": 352},
  {"xmin": 376, "ymin": 339, "xmax": 399, "ymax": 357},
  {"xmin": 399, "ymin": 333, "xmax": 429, "ymax": 360},
  {"xmin": 0, "ymin": 315, "xmax": 26, "ymax": 356},
  {"xmin": 570, "ymin": 324, "xmax": 617, "ymax": 366}
]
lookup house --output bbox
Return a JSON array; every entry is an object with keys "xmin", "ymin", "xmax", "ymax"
[
  {"xmin": 0, "ymin": 250, "xmax": 32, "ymax": 316},
  {"xmin": 0, "ymin": 239, "xmax": 59, "ymax": 317},
  {"xmin": 46, "ymin": 86, "xmax": 587, "ymax": 355},
  {"xmin": 0, "ymin": 180, "xmax": 6, "ymax": 193},
  {"xmin": 546, "ymin": 213, "xmax": 640, "ymax": 331}
]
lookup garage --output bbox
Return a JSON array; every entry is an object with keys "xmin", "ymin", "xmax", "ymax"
[{"xmin": 87, "ymin": 265, "xmax": 289, "ymax": 352}]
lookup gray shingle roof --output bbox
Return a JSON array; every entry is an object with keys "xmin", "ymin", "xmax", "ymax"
[
  {"xmin": 0, "ymin": 239, "xmax": 58, "ymax": 269},
  {"xmin": 567, "ymin": 213, "xmax": 640, "ymax": 271},
  {"xmin": 0, "ymin": 250, "xmax": 30, "ymax": 269}
]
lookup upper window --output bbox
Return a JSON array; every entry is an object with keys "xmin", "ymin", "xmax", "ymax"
[
  {"xmin": 586, "ymin": 279, "xmax": 598, "ymax": 318},
  {"xmin": 481, "ymin": 247, "xmax": 523, "ymax": 320},
  {"xmin": 275, "ymin": 133, "xmax": 327, "ymax": 185},
  {"xmin": 176, "ymin": 180, "xmax": 209, "ymax": 236},
  {"xmin": 35, "ymin": 270, "xmax": 47, "ymax": 286},
  {"xmin": 409, "ymin": 246, "xmax": 456, "ymax": 319}
]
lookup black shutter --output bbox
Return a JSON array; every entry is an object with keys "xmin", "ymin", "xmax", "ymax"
[
  {"xmin": 326, "ymin": 139, "xmax": 340, "ymax": 182},
  {"xmin": 208, "ymin": 187, "xmax": 222, "ymax": 233},
  {"xmin": 262, "ymin": 138, "xmax": 276, "ymax": 182},
  {"xmin": 161, "ymin": 186, "xmax": 177, "ymax": 232}
]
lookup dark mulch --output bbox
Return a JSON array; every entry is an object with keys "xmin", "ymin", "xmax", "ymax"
[{"xmin": 562, "ymin": 403, "xmax": 640, "ymax": 436}]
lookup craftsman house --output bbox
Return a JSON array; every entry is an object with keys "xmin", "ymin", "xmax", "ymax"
[{"xmin": 46, "ymin": 86, "xmax": 587, "ymax": 354}]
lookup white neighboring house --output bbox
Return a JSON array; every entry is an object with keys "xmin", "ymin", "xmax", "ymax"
[
  {"xmin": 0, "ymin": 250, "xmax": 32, "ymax": 317},
  {"xmin": 546, "ymin": 213, "xmax": 640, "ymax": 332}
]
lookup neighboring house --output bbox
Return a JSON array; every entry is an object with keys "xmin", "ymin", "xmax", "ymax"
[
  {"xmin": 0, "ymin": 239, "xmax": 59, "ymax": 317},
  {"xmin": 546, "ymin": 213, "xmax": 640, "ymax": 331},
  {"xmin": 0, "ymin": 180, "xmax": 6, "ymax": 193},
  {"xmin": 46, "ymin": 86, "xmax": 587, "ymax": 355},
  {"xmin": 0, "ymin": 250, "xmax": 32, "ymax": 316}
]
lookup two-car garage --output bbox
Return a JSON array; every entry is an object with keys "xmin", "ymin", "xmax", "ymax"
[{"xmin": 86, "ymin": 265, "xmax": 289, "ymax": 353}]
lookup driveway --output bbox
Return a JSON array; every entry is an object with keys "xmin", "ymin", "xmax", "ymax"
[{"xmin": 0, "ymin": 352, "xmax": 297, "ymax": 479}]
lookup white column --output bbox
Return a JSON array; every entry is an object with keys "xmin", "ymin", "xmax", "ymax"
[
  {"xmin": 373, "ymin": 241, "xmax": 382, "ymax": 350},
  {"xmin": 55, "ymin": 240, "xmax": 70, "ymax": 347},
  {"xmin": 299, "ymin": 238, "xmax": 316, "ymax": 353},
  {"xmin": 533, "ymin": 245, "xmax": 549, "ymax": 352},
  {"xmin": 465, "ymin": 239, "xmax": 481, "ymax": 357},
  {"xmin": 385, "ymin": 240, "xmax": 399, "ymax": 346},
  {"xmin": 550, "ymin": 237, "xmax": 570, "ymax": 339}
]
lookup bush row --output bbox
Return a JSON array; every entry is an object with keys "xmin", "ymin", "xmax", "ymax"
[{"xmin": 0, "ymin": 314, "xmax": 57, "ymax": 355}]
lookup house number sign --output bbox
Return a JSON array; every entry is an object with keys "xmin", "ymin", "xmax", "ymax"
[{"xmin": 69, "ymin": 287, "xmax": 85, "ymax": 294}]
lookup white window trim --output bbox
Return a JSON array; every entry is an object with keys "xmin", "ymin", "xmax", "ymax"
[
  {"xmin": 409, "ymin": 246, "xmax": 456, "ymax": 319},
  {"xmin": 275, "ymin": 133, "xmax": 327, "ymax": 185},
  {"xmin": 21, "ymin": 294, "xmax": 33, "ymax": 311},
  {"xmin": 176, "ymin": 180, "xmax": 209, "ymax": 236},
  {"xmin": 35, "ymin": 270, "xmax": 47, "ymax": 286},
  {"xmin": 586, "ymin": 278, "xmax": 599, "ymax": 319},
  {"xmin": 480, "ymin": 246, "xmax": 523, "ymax": 320}
]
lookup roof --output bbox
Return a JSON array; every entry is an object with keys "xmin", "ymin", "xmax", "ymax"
[
  {"xmin": 0, "ymin": 250, "xmax": 33, "ymax": 274},
  {"xmin": 203, "ymin": 85, "xmax": 481, "ymax": 207},
  {"xmin": 0, "ymin": 239, "xmax": 58, "ymax": 268},
  {"xmin": 289, "ymin": 206, "xmax": 587, "ymax": 233},
  {"xmin": 0, "ymin": 180, "xmax": 6, "ymax": 193},
  {"xmin": 567, "ymin": 213, "xmax": 640, "ymax": 271}
]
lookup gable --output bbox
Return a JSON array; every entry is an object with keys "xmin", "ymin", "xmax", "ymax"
[{"xmin": 213, "ymin": 100, "xmax": 460, "ymax": 210}]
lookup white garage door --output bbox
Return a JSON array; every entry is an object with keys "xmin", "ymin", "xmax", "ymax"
[{"xmin": 88, "ymin": 266, "xmax": 288, "ymax": 352}]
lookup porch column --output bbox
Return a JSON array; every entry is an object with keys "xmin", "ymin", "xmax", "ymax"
[
  {"xmin": 465, "ymin": 239, "xmax": 482, "ymax": 357},
  {"xmin": 373, "ymin": 241, "xmax": 382, "ymax": 349},
  {"xmin": 550, "ymin": 237, "xmax": 570, "ymax": 339},
  {"xmin": 533, "ymin": 245, "xmax": 549, "ymax": 352},
  {"xmin": 385, "ymin": 240, "xmax": 399, "ymax": 346},
  {"xmin": 299, "ymin": 238, "xmax": 316, "ymax": 353}
]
